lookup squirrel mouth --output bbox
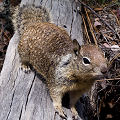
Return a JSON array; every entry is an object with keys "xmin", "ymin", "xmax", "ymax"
[
  {"xmin": 65, "ymin": 73, "xmax": 106, "ymax": 85},
  {"xmin": 93, "ymin": 74, "xmax": 106, "ymax": 80}
]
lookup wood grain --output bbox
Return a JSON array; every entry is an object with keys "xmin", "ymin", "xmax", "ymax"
[{"xmin": 0, "ymin": 0, "xmax": 86, "ymax": 120}]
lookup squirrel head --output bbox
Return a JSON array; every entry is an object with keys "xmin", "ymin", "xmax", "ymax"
[{"xmin": 55, "ymin": 39, "xmax": 108, "ymax": 87}]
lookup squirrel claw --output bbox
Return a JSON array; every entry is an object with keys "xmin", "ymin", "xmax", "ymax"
[
  {"xmin": 72, "ymin": 115, "xmax": 79, "ymax": 120},
  {"xmin": 55, "ymin": 106, "xmax": 67, "ymax": 119},
  {"xmin": 71, "ymin": 107, "xmax": 79, "ymax": 120},
  {"xmin": 20, "ymin": 64, "xmax": 31, "ymax": 73}
]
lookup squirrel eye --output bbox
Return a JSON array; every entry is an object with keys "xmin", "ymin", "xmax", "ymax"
[{"xmin": 83, "ymin": 57, "xmax": 90, "ymax": 65}]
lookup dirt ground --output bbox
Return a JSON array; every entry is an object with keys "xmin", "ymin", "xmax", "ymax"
[{"xmin": 81, "ymin": 0, "xmax": 120, "ymax": 119}]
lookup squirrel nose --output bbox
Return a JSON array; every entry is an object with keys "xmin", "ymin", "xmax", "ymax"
[{"xmin": 101, "ymin": 67, "xmax": 107, "ymax": 74}]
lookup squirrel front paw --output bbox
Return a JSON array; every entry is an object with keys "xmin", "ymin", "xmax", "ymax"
[{"xmin": 20, "ymin": 63, "xmax": 31, "ymax": 73}]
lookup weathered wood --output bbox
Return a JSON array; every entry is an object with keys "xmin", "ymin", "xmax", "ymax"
[{"xmin": 0, "ymin": 0, "xmax": 85, "ymax": 120}]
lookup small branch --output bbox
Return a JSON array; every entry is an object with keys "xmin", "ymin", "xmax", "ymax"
[
  {"xmin": 78, "ymin": 0, "xmax": 120, "ymax": 39},
  {"xmin": 85, "ymin": 8, "xmax": 98, "ymax": 46},
  {"xmin": 111, "ymin": 10, "xmax": 120, "ymax": 26},
  {"xmin": 108, "ymin": 53, "xmax": 120, "ymax": 67},
  {"xmin": 82, "ymin": 14, "xmax": 91, "ymax": 43},
  {"xmin": 96, "ymin": 78, "xmax": 120, "ymax": 82},
  {"xmin": 103, "ymin": 2, "xmax": 119, "ymax": 11}
]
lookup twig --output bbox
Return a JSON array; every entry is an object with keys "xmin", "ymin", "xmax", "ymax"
[
  {"xmin": 111, "ymin": 10, "xmax": 120, "ymax": 26},
  {"xmin": 4, "ymin": 31, "xmax": 11, "ymax": 40},
  {"xmin": 100, "ymin": 32, "xmax": 109, "ymax": 43},
  {"xmin": 115, "ymin": 97, "xmax": 120, "ymax": 104},
  {"xmin": 103, "ymin": 2, "xmax": 119, "ymax": 11},
  {"xmin": 78, "ymin": 0, "xmax": 120, "ymax": 39},
  {"xmin": 96, "ymin": 78, "xmax": 120, "ymax": 82},
  {"xmin": 104, "ymin": 34, "xmax": 113, "ymax": 40},
  {"xmin": 108, "ymin": 53, "xmax": 120, "ymax": 67},
  {"xmin": 85, "ymin": 8, "xmax": 98, "ymax": 46},
  {"xmin": 82, "ymin": 14, "xmax": 91, "ymax": 44}
]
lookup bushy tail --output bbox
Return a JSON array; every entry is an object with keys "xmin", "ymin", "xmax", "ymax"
[{"xmin": 12, "ymin": 5, "xmax": 50, "ymax": 34}]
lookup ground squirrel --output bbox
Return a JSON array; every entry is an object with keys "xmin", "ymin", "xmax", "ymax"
[{"xmin": 14, "ymin": 5, "xmax": 108, "ymax": 119}]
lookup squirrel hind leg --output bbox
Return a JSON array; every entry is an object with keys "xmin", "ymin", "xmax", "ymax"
[
  {"xmin": 49, "ymin": 89, "xmax": 67, "ymax": 119},
  {"xmin": 69, "ymin": 91, "xmax": 81, "ymax": 119}
]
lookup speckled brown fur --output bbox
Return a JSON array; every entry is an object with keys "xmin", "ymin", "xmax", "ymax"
[
  {"xmin": 18, "ymin": 22, "xmax": 73, "ymax": 77},
  {"xmin": 15, "ymin": 5, "xmax": 108, "ymax": 118}
]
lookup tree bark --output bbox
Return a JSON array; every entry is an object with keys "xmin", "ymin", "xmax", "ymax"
[{"xmin": 0, "ymin": 0, "xmax": 86, "ymax": 120}]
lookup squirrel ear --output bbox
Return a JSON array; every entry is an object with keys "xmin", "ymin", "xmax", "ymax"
[{"xmin": 73, "ymin": 39, "xmax": 81, "ymax": 55}]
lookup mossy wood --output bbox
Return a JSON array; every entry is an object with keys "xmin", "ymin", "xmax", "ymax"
[{"xmin": 0, "ymin": 0, "xmax": 87, "ymax": 120}]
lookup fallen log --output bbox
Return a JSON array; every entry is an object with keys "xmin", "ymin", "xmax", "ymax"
[{"xmin": 0, "ymin": 0, "xmax": 86, "ymax": 120}]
